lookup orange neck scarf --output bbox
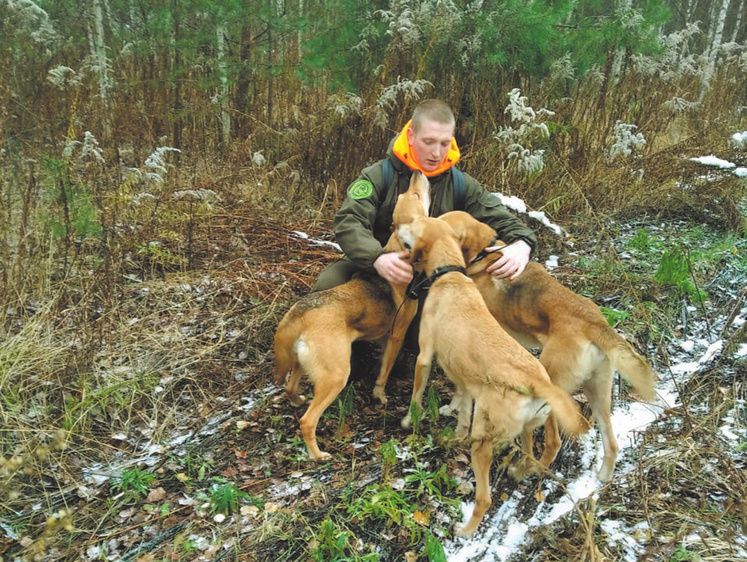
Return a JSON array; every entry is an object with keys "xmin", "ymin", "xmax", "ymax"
[{"xmin": 391, "ymin": 120, "xmax": 460, "ymax": 177}]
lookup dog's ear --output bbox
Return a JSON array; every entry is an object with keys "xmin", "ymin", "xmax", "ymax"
[{"xmin": 408, "ymin": 235, "xmax": 428, "ymax": 267}]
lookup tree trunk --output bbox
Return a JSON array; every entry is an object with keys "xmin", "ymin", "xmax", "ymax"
[
  {"xmin": 171, "ymin": 0, "xmax": 182, "ymax": 154},
  {"xmin": 698, "ymin": 0, "xmax": 731, "ymax": 103},
  {"xmin": 216, "ymin": 21, "xmax": 231, "ymax": 145},
  {"xmin": 90, "ymin": 0, "xmax": 112, "ymax": 140}
]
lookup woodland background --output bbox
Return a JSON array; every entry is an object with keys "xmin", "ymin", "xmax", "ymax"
[{"xmin": 1, "ymin": 0, "xmax": 746, "ymax": 560}]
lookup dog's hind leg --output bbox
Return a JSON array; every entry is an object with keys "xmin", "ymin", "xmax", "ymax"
[
  {"xmin": 537, "ymin": 412, "xmax": 562, "ymax": 470},
  {"xmin": 284, "ymin": 360, "xmax": 306, "ymax": 407},
  {"xmin": 297, "ymin": 338, "xmax": 352, "ymax": 461},
  {"xmin": 447, "ymin": 378, "xmax": 472, "ymax": 440},
  {"xmin": 457, "ymin": 435, "xmax": 493, "ymax": 537},
  {"xmin": 299, "ymin": 366, "xmax": 349, "ymax": 461},
  {"xmin": 584, "ymin": 362, "xmax": 617, "ymax": 482},
  {"xmin": 536, "ymin": 338, "xmax": 585, "ymax": 470}
]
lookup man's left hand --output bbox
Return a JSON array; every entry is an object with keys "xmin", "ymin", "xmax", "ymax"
[{"xmin": 485, "ymin": 239, "xmax": 531, "ymax": 281}]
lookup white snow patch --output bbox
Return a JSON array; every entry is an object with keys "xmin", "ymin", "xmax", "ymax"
[{"xmin": 689, "ymin": 155, "xmax": 735, "ymax": 168}]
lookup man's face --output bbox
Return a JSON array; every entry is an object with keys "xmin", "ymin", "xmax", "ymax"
[{"xmin": 407, "ymin": 119, "xmax": 454, "ymax": 173}]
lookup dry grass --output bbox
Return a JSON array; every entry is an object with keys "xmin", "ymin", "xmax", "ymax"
[{"xmin": 1, "ymin": 63, "xmax": 746, "ymax": 559}]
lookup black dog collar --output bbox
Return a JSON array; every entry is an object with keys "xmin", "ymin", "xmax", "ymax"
[{"xmin": 429, "ymin": 265, "xmax": 468, "ymax": 283}]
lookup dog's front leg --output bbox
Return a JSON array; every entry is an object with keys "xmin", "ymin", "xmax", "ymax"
[
  {"xmin": 373, "ymin": 298, "xmax": 417, "ymax": 405},
  {"xmin": 401, "ymin": 346, "xmax": 434, "ymax": 429}
]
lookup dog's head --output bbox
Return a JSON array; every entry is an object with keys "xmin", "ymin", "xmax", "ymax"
[
  {"xmin": 392, "ymin": 171, "xmax": 430, "ymax": 228},
  {"xmin": 438, "ymin": 211, "xmax": 503, "ymax": 265},
  {"xmin": 398, "ymin": 216, "xmax": 463, "ymax": 273}
]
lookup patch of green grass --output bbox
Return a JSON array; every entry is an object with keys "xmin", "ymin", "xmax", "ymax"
[
  {"xmin": 335, "ymin": 384, "xmax": 356, "ymax": 435},
  {"xmin": 425, "ymin": 385, "xmax": 441, "ymax": 423},
  {"xmin": 380, "ymin": 439, "xmax": 398, "ymax": 483},
  {"xmin": 655, "ymin": 247, "xmax": 708, "ymax": 303},
  {"xmin": 599, "ymin": 306, "xmax": 629, "ymax": 327},
  {"xmin": 310, "ymin": 518, "xmax": 379, "ymax": 562},
  {"xmin": 346, "ymin": 484, "xmax": 413, "ymax": 527},
  {"xmin": 404, "ymin": 462, "xmax": 456, "ymax": 501},
  {"xmin": 408, "ymin": 400, "xmax": 424, "ymax": 435},
  {"xmin": 670, "ymin": 543, "xmax": 703, "ymax": 561},
  {"xmin": 110, "ymin": 467, "xmax": 156, "ymax": 503},
  {"xmin": 628, "ymin": 227, "xmax": 652, "ymax": 251},
  {"xmin": 208, "ymin": 477, "xmax": 258, "ymax": 516}
]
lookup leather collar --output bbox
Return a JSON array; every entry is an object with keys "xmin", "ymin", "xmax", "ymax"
[{"xmin": 429, "ymin": 265, "xmax": 468, "ymax": 283}]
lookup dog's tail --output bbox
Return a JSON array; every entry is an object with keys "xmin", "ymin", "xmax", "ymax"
[
  {"xmin": 592, "ymin": 326, "xmax": 657, "ymax": 402},
  {"xmin": 532, "ymin": 379, "xmax": 590, "ymax": 435},
  {"xmin": 273, "ymin": 316, "xmax": 297, "ymax": 386}
]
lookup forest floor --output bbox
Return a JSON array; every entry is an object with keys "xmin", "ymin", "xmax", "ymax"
[{"xmin": 1, "ymin": 141, "xmax": 746, "ymax": 562}]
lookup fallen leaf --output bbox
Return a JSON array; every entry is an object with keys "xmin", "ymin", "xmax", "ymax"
[
  {"xmin": 265, "ymin": 502, "xmax": 281, "ymax": 513},
  {"xmin": 146, "ymin": 487, "xmax": 167, "ymax": 502},
  {"xmin": 413, "ymin": 510, "xmax": 430, "ymax": 526},
  {"xmin": 534, "ymin": 490, "xmax": 546, "ymax": 502},
  {"xmin": 221, "ymin": 466, "xmax": 238, "ymax": 478}
]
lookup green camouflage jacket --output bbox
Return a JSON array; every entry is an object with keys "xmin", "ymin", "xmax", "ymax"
[{"xmin": 333, "ymin": 151, "xmax": 537, "ymax": 271}]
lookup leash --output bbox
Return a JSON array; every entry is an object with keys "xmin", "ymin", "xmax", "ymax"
[{"xmin": 388, "ymin": 272, "xmax": 431, "ymax": 333}]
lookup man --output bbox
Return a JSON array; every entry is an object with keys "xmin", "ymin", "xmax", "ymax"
[{"xmin": 315, "ymin": 99, "xmax": 536, "ymax": 291}]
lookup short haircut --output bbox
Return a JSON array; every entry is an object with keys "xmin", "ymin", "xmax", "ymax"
[{"xmin": 411, "ymin": 99, "xmax": 455, "ymax": 133}]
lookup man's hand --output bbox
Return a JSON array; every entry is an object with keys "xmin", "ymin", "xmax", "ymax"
[
  {"xmin": 485, "ymin": 239, "xmax": 531, "ymax": 281},
  {"xmin": 374, "ymin": 251, "xmax": 413, "ymax": 285}
]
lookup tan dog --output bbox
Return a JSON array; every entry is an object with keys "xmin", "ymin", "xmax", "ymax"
[
  {"xmin": 273, "ymin": 172, "xmax": 430, "ymax": 460},
  {"xmin": 438, "ymin": 210, "xmax": 657, "ymax": 482},
  {"xmin": 397, "ymin": 216, "xmax": 589, "ymax": 536}
]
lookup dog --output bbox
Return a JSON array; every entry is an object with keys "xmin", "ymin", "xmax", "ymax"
[
  {"xmin": 437, "ymin": 210, "xmax": 657, "ymax": 482},
  {"xmin": 272, "ymin": 172, "xmax": 430, "ymax": 460},
  {"xmin": 397, "ymin": 216, "xmax": 589, "ymax": 536}
]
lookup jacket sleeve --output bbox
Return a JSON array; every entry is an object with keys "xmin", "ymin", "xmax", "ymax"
[
  {"xmin": 332, "ymin": 163, "xmax": 388, "ymax": 271},
  {"xmin": 461, "ymin": 175, "xmax": 538, "ymax": 253}
]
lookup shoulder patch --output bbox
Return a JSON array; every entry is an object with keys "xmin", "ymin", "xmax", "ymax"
[{"xmin": 348, "ymin": 179, "xmax": 374, "ymax": 200}]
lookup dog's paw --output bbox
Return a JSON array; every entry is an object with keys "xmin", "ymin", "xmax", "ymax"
[
  {"xmin": 453, "ymin": 427, "xmax": 469, "ymax": 441},
  {"xmin": 454, "ymin": 522, "xmax": 476, "ymax": 538},
  {"xmin": 309, "ymin": 451, "xmax": 332, "ymax": 462},
  {"xmin": 439, "ymin": 404, "xmax": 456, "ymax": 416},
  {"xmin": 288, "ymin": 393, "xmax": 306, "ymax": 407},
  {"xmin": 597, "ymin": 462, "xmax": 614, "ymax": 483},
  {"xmin": 372, "ymin": 386, "xmax": 388, "ymax": 405}
]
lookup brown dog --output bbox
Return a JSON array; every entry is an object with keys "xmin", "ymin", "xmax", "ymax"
[
  {"xmin": 438, "ymin": 210, "xmax": 657, "ymax": 482},
  {"xmin": 397, "ymin": 216, "xmax": 589, "ymax": 536},
  {"xmin": 273, "ymin": 172, "xmax": 429, "ymax": 460}
]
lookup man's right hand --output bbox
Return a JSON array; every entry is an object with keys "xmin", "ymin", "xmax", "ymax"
[{"xmin": 374, "ymin": 251, "xmax": 413, "ymax": 285}]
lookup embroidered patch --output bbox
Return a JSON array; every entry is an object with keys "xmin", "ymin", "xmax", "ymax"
[{"xmin": 348, "ymin": 179, "xmax": 374, "ymax": 200}]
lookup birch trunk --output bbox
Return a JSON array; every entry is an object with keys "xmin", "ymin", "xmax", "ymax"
[
  {"xmin": 217, "ymin": 21, "xmax": 231, "ymax": 144},
  {"xmin": 698, "ymin": 0, "xmax": 731, "ymax": 103},
  {"xmin": 729, "ymin": 3, "xmax": 743, "ymax": 43},
  {"xmin": 171, "ymin": 0, "xmax": 182, "ymax": 152},
  {"xmin": 91, "ymin": 0, "xmax": 112, "ymax": 140}
]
